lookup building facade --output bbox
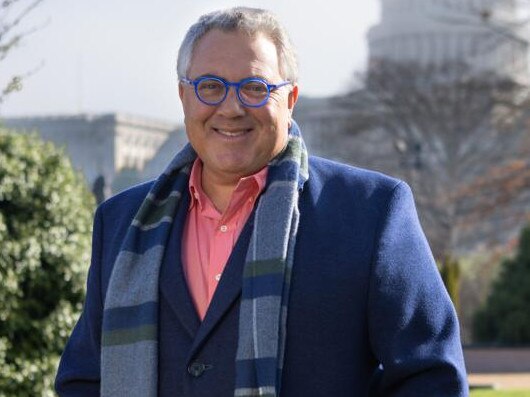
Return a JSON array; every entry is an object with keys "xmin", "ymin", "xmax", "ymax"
[
  {"xmin": 3, "ymin": 113, "xmax": 185, "ymax": 199},
  {"xmin": 367, "ymin": 0, "xmax": 529, "ymax": 79}
]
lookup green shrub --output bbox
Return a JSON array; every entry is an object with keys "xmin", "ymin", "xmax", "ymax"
[
  {"xmin": 0, "ymin": 129, "xmax": 95, "ymax": 396},
  {"xmin": 473, "ymin": 225, "xmax": 530, "ymax": 344},
  {"xmin": 440, "ymin": 256, "xmax": 461, "ymax": 312}
]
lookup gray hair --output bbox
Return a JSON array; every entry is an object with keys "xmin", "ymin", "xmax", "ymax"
[{"xmin": 177, "ymin": 7, "xmax": 298, "ymax": 83}]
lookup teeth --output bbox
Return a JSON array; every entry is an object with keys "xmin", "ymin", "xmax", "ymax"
[{"xmin": 216, "ymin": 129, "xmax": 249, "ymax": 137}]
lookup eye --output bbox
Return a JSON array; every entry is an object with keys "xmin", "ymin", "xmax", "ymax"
[
  {"xmin": 241, "ymin": 81, "xmax": 268, "ymax": 96},
  {"xmin": 197, "ymin": 79, "xmax": 224, "ymax": 92}
]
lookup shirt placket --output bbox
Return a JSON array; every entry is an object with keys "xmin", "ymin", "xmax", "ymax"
[{"xmin": 207, "ymin": 216, "xmax": 235, "ymax": 301}]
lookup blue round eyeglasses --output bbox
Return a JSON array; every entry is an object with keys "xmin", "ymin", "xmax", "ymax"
[{"xmin": 180, "ymin": 75, "xmax": 292, "ymax": 108}]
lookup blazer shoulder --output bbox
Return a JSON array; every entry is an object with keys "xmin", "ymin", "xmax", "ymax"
[
  {"xmin": 307, "ymin": 156, "xmax": 404, "ymax": 199},
  {"xmin": 97, "ymin": 179, "xmax": 155, "ymax": 222}
]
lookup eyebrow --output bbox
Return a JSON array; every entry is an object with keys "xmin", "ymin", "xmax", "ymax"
[{"xmin": 192, "ymin": 74, "xmax": 272, "ymax": 82}]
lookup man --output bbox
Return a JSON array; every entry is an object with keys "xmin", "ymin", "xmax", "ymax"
[{"xmin": 56, "ymin": 7, "xmax": 468, "ymax": 397}]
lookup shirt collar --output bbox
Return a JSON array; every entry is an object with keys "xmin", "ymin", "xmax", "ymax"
[{"xmin": 188, "ymin": 158, "xmax": 268, "ymax": 214}]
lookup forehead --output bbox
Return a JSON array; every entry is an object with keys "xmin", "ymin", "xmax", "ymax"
[{"xmin": 188, "ymin": 29, "xmax": 281, "ymax": 80}]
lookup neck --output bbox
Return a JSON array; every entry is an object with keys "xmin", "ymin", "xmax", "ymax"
[{"xmin": 201, "ymin": 168, "xmax": 240, "ymax": 213}]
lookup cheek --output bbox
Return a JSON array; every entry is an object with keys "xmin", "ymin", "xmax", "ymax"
[
  {"xmin": 268, "ymin": 94, "xmax": 291, "ymax": 121},
  {"xmin": 258, "ymin": 109, "xmax": 289, "ymax": 147},
  {"xmin": 184, "ymin": 101, "xmax": 215, "ymax": 126},
  {"xmin": 182, "ymin": 89, "xmax": 213, "ymax": 120},
  {"xmin": 262, "ymin": 104, "xmax": 290, "ymax": 132}
]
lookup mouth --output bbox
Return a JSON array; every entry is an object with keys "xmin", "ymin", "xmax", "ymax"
[{"xmin": 213, "ymin": 127, "xmax": 253, "ymax": 138}]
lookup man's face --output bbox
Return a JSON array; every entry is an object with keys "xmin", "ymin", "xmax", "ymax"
[{"xmin": 179, "ymin": 29, "xmax": 298, "ymax": 183}]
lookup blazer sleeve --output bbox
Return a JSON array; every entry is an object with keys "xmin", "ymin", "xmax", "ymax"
[
  {"xmin": 367, "ymin": 182, "xmax": 468, "ymax": 396},
  {"xmin": 55, "ymin": 206, "xmax": 103, "ymax": 396}
]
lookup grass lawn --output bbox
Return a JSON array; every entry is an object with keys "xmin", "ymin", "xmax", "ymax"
[{"xmin": 470, "ymin": 391, "xmax": 530, "ymax": 397}]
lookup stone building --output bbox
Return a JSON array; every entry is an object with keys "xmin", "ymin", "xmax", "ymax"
[
  {"xmin": 4, "ymin": 113, "xmax": 186, "ymax": 200},
  {"xmin": 367, "ymin": 0, "xmax": 529, "ymax": 80},
  {"xmin": 293, "ymin": 96, "xmax": 399, "ymax": 175},
  {"xmin": 300, "ymin": 0, "xmax": 530, "ymax": 168}
]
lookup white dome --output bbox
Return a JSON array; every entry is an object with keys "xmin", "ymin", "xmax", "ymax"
[{"xmin": 367, "ymin": 0, "xmax": 529, "ymax": 78}]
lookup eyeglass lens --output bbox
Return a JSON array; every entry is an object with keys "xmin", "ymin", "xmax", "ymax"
[{"xmin": 196, "ymin": 78, "xmax": 269, "ymax": 106}]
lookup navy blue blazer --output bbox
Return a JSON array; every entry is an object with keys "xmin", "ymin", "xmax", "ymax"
[{"xmin": 56, "ymin": 156, "xmax": 468, "ymax": 396}]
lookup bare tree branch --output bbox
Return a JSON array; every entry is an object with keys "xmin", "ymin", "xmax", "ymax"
[
  {"xmin": 340, "ymin": 59, "xmax": 530, "ymax": 259},
  {"xmin": 0, "ymin": 0, "xmax": 45, "ymax": 109}
]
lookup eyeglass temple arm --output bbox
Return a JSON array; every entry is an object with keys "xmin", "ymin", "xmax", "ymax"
[{"xmin": 270, "ymin": 81, "xmax": 292, "ymax": 90}]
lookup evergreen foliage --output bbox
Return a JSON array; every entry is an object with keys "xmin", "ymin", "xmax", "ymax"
[
  {"xmin": 0, "ymin": 129, "xmax": 94, "ymax": 396},
  {"xmin": 440, "ymin": 256, "xmax": 461, "ymax": 312},
  {"xmin": 473, "ymin": 225, "xmax": 530, "ymax": 344}
]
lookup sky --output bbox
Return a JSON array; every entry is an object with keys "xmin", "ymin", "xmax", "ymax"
[{"xmin": 1, "ymin": 0, "xmax": 380, "ymax": 124}]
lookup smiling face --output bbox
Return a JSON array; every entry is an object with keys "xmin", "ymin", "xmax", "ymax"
[{"xmin": 179, "ymin": 29, "xmax": 298, "ymax": 186}]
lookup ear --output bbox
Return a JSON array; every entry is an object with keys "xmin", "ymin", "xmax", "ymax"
[
  {"xmin": 287, "ymin": 84, "xmax": 299, "ymax": 113},
  {"xmin": 178, "ymin": 81, "xmax": 184, "ymax": 101}
]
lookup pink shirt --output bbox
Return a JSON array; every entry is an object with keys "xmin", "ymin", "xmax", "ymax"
[{"xmin": 181, "ymin": 159, "xmax": 268, "ymax": 320}]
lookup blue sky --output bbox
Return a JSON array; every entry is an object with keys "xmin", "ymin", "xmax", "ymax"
[{"xmin": 1, "ymin": 0, "xmax": 380, "ymax": 123}]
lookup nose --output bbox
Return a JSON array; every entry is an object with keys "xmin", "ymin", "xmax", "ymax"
[{"xmin": 216, "ymin": 85, "xmax": 246, "ymax": 117}]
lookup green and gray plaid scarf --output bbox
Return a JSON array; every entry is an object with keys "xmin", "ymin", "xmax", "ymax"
[{"xmin": 101, "ymin": 121, "xmax": 308, "ymax": 397}]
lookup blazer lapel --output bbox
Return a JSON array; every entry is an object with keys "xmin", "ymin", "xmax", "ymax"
[
  {"xmin": 187, "ymin": 213, "xmax": 255, "ymax": 358},
  {"xmin": 159, "ymin": 191, "xmax": 201, "ymax": 338}
]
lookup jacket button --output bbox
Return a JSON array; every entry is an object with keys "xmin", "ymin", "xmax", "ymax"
[{"xmin": 188, "ymin": 362, "xmax": 206, "ymax": 377}]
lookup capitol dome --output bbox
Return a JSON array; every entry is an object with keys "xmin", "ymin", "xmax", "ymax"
[{"xmin": 367, "ymin": 0, "xmax": 529, "ymax": 79}]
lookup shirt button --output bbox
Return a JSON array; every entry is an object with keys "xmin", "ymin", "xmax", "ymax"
[
  {"xmin": 215, "ymin": 273, "xmax": 221, "ymax": 281},
  {"xmin": 219, "ymin": 225, "xmax": 228, "ymax": 232}
]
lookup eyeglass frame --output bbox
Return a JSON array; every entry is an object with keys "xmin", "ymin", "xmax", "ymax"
[{"xmin": 180, "ymin": 75, "xmax": 292, "ymax": 108}]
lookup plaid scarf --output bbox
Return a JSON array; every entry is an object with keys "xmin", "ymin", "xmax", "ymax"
[{"xmin": 101, "ymin": 121, "xmax": 309, "ymax": 397}]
